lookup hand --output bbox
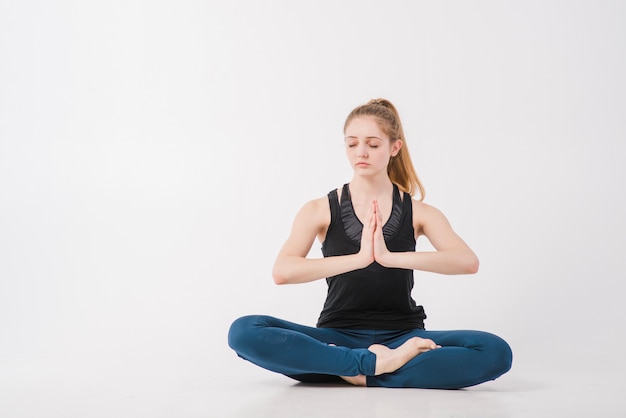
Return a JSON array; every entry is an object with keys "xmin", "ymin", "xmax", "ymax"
[
  {"xmin": 358, "ymin": 200, "xmax": 376, "ymax": 267},
  {"xmin": 372, "ymin": 200, "xmax": 392, "ymax": 266}
]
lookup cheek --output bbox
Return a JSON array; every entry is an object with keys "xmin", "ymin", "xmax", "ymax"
[{"xmin": 376, "ymin": 149, "xmax": 392, "ymax": 161}]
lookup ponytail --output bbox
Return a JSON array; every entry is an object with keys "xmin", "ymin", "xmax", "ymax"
[{"xmin": 344, "ymin": 99, "xmax": 425, "ymax": 200}]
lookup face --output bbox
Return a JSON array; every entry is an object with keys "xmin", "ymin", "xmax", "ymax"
[{"xmin": 344, "ymin": 116, "xmax": 402, "ymax": 175}]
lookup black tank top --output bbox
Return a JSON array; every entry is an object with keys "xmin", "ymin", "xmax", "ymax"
[{"xmin": 316, "ymin": 183, "xmax": 427, "ymax": 330}]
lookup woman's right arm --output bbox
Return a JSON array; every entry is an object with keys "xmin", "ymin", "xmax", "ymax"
[{"xmin": 272, "ymin": 197, "xmax": 374, "ymax": 285}]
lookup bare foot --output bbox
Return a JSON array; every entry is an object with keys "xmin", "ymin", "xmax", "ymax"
[
  {"xmin": 368, "ymin": 337, "xmax": 439, "ymax": 375},
  {"xmin": 340, "ymin": 374, "xmax": 367, "ymax": 386}
]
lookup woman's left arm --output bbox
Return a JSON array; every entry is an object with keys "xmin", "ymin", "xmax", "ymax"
[{"xmin": 374, "ymin": 199, "xmax": 479, "ymax": 275}]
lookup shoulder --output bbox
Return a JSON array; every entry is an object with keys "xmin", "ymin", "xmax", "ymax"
[
  {"xmin": 303, "ymin": 185, "xmax": 344, "ymax": 213},
  {"xmin": 294, "ymin": 194, "xmax": 332, "ymax": 230},
  {"xmin": 411, "ymin": 198, "xmax": 444, "ymax": 217},
  {"xmin": 300, "ymin": 195, "xmax": 330, "ymax": 215},
  {"xmin": 411, "ymin": 198, "xmax": 450, "ymax": 235}
]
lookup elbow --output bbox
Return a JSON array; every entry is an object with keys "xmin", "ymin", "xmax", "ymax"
[
  {"xmin": 273, "ymin": 274, "xmax": 288, "ymax": 285},
  {"xmin": 464, "ymin": 255, "xmax": 479, "ymax": 275},
  {"xmin": 272, "ymin": 256, "xmax": 304, "ymax": 285},
  {"xmin": 272, "ymin": 265, "xmax": 289, "ymax": 285}
]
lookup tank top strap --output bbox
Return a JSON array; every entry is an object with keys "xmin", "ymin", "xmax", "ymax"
[
  {"xmin": 340, "ymin": 184, "xmax": 363, "ymax": 241},
  {"xmin": 380, "ymin": 184, "xmax": 402, "ymax": 240},
  {"xmin": 327, "ymin": 188, "xmax": 341, "ymax": 228},
  {"xmin": 402, "ymin": 189, "xmax": 413, "ymax": 213}
]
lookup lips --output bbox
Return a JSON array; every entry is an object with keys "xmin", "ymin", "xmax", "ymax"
[{"xmin": 356, "ymin": 162, "xmax": 370, "ymax": 167}]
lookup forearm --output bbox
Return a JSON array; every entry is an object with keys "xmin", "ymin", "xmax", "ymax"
[
  {"xmin": 379, "ymin": 249, "xmax": 479, "ymax": 275},
  {"xmin": 272, "ymin": 253, "xmax": 370, "ymax": 285}
]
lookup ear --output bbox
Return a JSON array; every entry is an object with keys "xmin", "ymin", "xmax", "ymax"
[{"xmin": 391, "ymin": 140, "xmax": 403, "ymax": 157}]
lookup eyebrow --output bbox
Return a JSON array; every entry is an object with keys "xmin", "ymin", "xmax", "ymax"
[{"xmin": 345, "ymin": 136, "xmax": 384, "ymax": 141}]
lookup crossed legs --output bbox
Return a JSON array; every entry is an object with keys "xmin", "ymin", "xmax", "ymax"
[{"xmin": 228, "ymin": 315, "xmax": 512, "ymax": 389}]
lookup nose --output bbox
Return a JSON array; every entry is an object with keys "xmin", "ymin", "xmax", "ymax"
[{"xmin": 356, "ymin": 143, "xmax": 368, "ymax": 158}]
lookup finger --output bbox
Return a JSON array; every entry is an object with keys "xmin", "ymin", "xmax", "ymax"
[
  {"xmin": 369, "ymin": 210, "xmax": 377, "ymax": 230},
  {"xmin": 376, "ymin": 201, "xmax": 383, "ymax": 223},
  {"xmin": 368, "ymin": 201, "xmax": 377, "ymax": 224},
  {"xmin": 362, "ymin": 208, "xmax": 375, "ymax": 234},
  {"xmin": 374, "ymin": 205, "xmax": 383, "ymax": 233}
]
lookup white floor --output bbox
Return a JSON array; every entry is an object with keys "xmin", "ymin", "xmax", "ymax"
[{"xmin": 1, "ymin": 350, "xmax": 624, "ymax": 418}]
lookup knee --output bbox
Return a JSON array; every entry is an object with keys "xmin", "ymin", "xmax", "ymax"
[
  {"xmin": 485, "ymin": 334, "xmax": 513, "ymax": 377},
  {"xmin": 227, "ymin": 315, "xmax": 271, "ymax": 352}
]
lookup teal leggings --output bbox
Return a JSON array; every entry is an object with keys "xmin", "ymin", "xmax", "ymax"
[{"xmin": 228, "ymin": 315, "xmax": 512, "ymax": 389}]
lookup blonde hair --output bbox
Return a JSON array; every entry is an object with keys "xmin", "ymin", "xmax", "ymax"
[{"xmin": 344, "ymin": 98, "xmax": 425, "ymax": 200}]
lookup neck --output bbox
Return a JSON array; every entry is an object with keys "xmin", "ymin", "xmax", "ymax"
[{"xmin": 349, "ymin": 175, "xmax": 393, "ymax": 200}]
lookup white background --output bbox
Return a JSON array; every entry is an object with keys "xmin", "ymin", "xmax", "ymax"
[{"xmin": 1, "ymin": 0, "xmax": 625, "ymax": 390}]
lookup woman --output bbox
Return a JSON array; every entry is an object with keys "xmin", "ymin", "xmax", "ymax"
[{"xmin": 228, "ymin": 99, "xmax": 512, "ymax": 389}]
